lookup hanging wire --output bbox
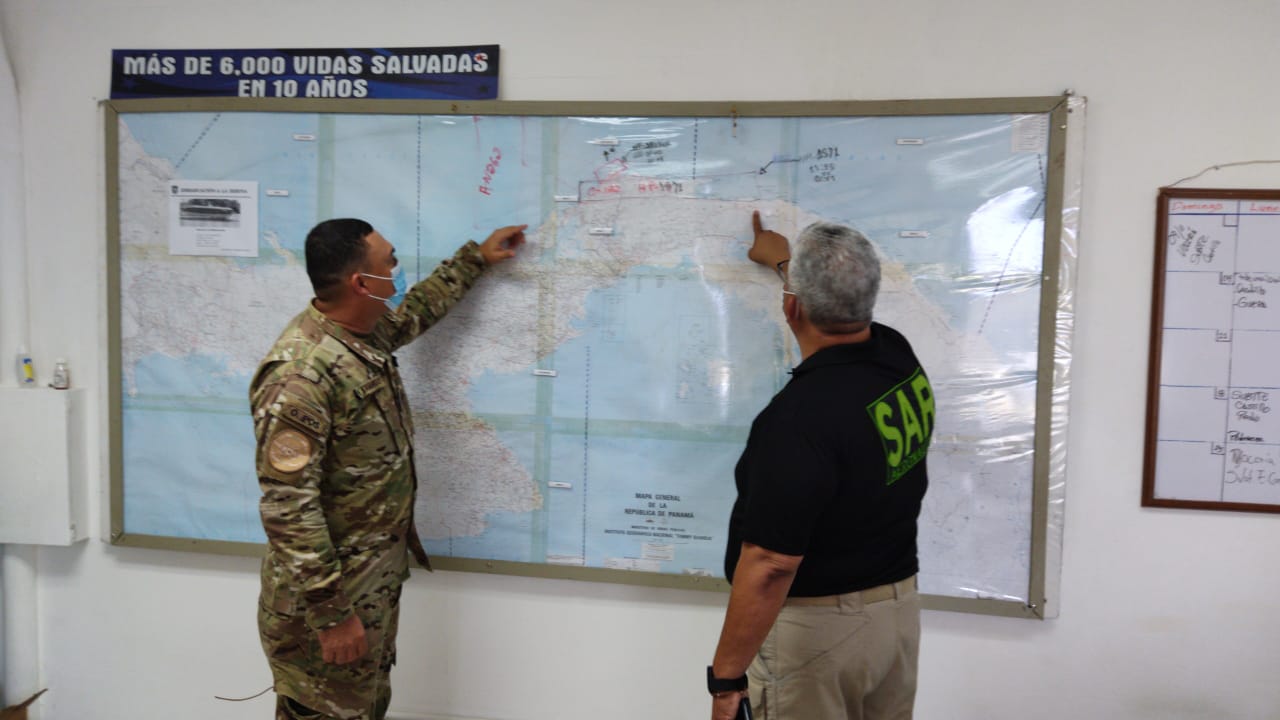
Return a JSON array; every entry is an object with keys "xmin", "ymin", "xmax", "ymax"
[
  {"xmin": 1167, "ymin": 160, "xmax": 1280, "ymax": 187},
  {"xmin": 214, "ymin": 685, "xmax": 273, "ymax": 702}
]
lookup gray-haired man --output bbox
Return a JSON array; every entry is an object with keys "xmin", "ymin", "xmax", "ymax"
[{"xmin": 708, "ymin": 211, "xmax": 933, "ymax": 720}]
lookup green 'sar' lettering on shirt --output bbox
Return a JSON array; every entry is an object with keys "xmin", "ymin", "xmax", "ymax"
[{"xmin": 867, "ymin": 367, "xmax": 934, "ymax": 485}]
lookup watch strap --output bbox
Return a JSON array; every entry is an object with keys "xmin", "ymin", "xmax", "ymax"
[{"xmin": 706, "ymin": 665, "xmax": 749, "ymax": 694}]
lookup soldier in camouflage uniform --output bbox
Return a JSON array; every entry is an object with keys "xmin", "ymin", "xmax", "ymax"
[{"xmin": 250, "ymin": 218, "xmax": 526, "ymax": 720}]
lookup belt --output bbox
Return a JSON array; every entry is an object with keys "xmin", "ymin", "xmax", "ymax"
[{"xmin": 785, "ymin": 575, "xmax": 917, "ymax": 607}]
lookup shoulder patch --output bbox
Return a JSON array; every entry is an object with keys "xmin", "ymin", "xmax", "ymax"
[
  {"xmin": 267, "ymin": 428, "xmax": 313, "ymax": 473},
  {"xmin": 282, "ymin": 404, "xmax": 326, "ymax": 435},
  {"xmin": 261, "ymin": 373, "xmax": 332, "ymax": 439}
]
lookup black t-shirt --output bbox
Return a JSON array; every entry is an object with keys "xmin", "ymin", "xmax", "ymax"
[{"xmin": 724, "ymin": 323, "xmax": 933, "ymax": 597}]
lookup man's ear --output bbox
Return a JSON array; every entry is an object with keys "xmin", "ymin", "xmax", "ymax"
[
  {"xmin": 783, "ymin": 294, "xmax": 801, "ymax": 323},
  {"xmin": 347, "ymin": 271, "xmax": 370, "ymax": 297}
]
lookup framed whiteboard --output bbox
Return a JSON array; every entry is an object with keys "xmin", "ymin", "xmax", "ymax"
[
  {"xmin": 1144, "ymin": 187, "xmax": 1280, "ymax": 513},
  {"xmin": 106, "ymin": 96, "xmax": 1082, "ymax": 617}
]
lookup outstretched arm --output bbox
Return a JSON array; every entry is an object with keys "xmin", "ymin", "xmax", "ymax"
[{"xmin": 375, "ymin": 224, "xmax": 527, "ymax": 350}]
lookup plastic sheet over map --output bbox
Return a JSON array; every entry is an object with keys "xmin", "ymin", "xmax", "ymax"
[{"xmin": 110, "ymin": 100, "xmax": 1080, "ymax": 613}]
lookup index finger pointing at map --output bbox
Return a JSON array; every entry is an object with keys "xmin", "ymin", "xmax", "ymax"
[{"xmin": 753, "ymin": 210, "xmax": 765, "ymax": 236}]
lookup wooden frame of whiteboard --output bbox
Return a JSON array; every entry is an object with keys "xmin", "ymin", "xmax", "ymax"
[{"xmin": 1144, "ymin": 186, "xmax": 1280, "ymax": 514}]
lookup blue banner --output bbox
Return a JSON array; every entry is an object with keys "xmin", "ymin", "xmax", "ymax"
[{"xmin": 111, "ymin": 46, "xmax": 499, "ymax": 100}]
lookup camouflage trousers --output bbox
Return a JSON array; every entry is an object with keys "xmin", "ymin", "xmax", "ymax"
[
  {"xmin": 274, "ymin": 693, "xmax": 391, "ymax": 720},
  {"xmin": 260, "ymin": 584, "xmax": 402, "ymax": 720}
]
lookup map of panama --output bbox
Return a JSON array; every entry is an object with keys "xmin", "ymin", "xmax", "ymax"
[{"xmin": 117, "ymin": 108, "xmax": 1050, "ymax": 601}]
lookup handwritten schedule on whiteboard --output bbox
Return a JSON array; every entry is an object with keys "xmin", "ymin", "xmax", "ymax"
[{"xmin": 1144, "ymin": 188, "xmax": 1280, "ymax": 513}]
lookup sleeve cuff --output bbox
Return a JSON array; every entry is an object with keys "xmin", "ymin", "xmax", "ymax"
[
  {"xmin": 304, "ymin": 591, "xmax": 355, "ymax": 631},
  {"xmin": 461, "ymin": 239, "xmax": 485, "ymax": 267}
]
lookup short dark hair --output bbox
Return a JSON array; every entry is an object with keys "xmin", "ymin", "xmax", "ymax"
[{"xmin": 305, "ymin": 218, "xmax": 374, "ymax": 300}]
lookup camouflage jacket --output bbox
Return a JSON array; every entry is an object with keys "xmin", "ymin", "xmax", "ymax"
[{"xmin": 250, "ymin": 240, "xmax": 486, "ymax": 631}]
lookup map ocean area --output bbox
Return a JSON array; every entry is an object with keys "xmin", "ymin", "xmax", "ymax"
[{"xmin": 117, "ymin": 110, "xmax": 1047, "ymax": 601}]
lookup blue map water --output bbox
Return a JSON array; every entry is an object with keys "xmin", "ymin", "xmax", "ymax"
[{"xmin": 123, "ymin": 353, "xmax": 262, "ymax": 542}]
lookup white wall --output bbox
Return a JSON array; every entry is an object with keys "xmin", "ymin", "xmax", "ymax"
[{"xmin": 2, "ymin": 0, "xmax": 1279, "ymax": 718}]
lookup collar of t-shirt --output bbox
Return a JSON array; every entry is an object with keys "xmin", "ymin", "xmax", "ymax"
[{"xmin": 789, "ymin": 323, "xmax": 882, "ymax": 377}]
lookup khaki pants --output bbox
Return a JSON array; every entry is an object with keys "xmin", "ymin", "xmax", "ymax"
[{"xmin": 748, "ymin": 576, "xmax": 920, "ymax": 720}]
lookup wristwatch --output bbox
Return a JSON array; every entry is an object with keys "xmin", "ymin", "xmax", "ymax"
[
  {"xmin": 706, "ymin": 665, "xmax": 749, "ymax": 694},
  {"xmin": 774, "ymin": 258, "xmax": 790, "ymax": 282}
]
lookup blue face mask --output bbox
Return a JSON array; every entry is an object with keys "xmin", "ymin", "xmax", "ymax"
[{"xmin": 361, "ymin": 264, "xmax": 407, "ymax": 311}]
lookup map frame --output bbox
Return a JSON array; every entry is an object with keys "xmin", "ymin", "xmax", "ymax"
[{"xmin": 104, "ymin": 95, "xmax": 1079, "ymax": 618}]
